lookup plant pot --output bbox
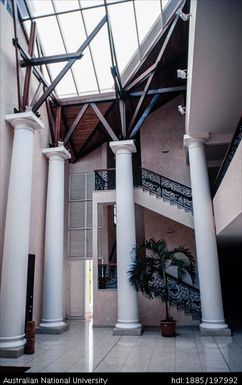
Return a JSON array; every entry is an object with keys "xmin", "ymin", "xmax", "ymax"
[{"xmin": 160, "ymin": 320, "xmax": 176, "ymax": 337}]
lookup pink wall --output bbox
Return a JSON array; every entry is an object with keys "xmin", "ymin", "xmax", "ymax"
[{"xmin": 141, "ymin": 95, "xmax": 191, "ymax": 186}]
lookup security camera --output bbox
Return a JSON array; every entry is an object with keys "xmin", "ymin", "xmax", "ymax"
[
  {"xmin": 178, "ymin": 105, "xmax": 186, "ymax": 115},
  {"xmin": 177, "ymin": 69, "xmax": 188, "ymax": 79},
  {"xmin": 176, "ymin": 9, "xmax": 191, "ymax": 21}
]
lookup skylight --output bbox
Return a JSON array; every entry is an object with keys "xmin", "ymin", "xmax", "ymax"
[{"xmin": 19, "ymin": 0, "xmax": 170, "ymax": 99}]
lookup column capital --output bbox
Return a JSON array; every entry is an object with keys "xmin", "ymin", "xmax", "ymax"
[
  {"xmin": 42, "ymin": 142, "xmax": 71, "ymax": 161},
  {"xmin": 110, "ymin": 140, "xmax": 136, "ymax": 155},
  {"xmin": 5, "ymin": 111, "xmax": 44, "ymax": 132},
  {"xmin": 183, "ymin": 134, "xmax": 209, "ymax": 148}
]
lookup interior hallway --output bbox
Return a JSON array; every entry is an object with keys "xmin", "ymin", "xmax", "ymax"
[{"xmin": 0, "ymin": 320, "xmax": 241, "ymax": 373}]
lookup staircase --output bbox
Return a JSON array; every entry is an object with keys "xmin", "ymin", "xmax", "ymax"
[
  {"xmin": 95, "ymin": 167, "xmax": 194, "ymax": 228},
  {"xmin": 95, "ymin": 167, "xmax": 200, "ymax": 321}
]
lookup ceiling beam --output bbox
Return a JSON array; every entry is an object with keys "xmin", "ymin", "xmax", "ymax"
[
  {"xmin": 21, "ymin": 52, "xmax": 83, "ymax": 67},
  {"xmin": 63, "ymin": 103, "xmax": 89, "ymax": 146},
  {"xmin": 119, "ymin": 99, "xmax": 126, "ymax": 139},
  {"xmin": 130, "ymin": 94, "xmax": 160, "ymax": 138},
  {"xmin": 54, "ymin": 106, "xmax": 62, "ymax": 145},
  {"xmin": 21, "ymin": 21, "xmax": 36, "ymax": 109},
  {"xmin": 45, "ymin": 99, "xmax": 56, "ymax": 145},
  {"xmin": 11, "ymin": 0, "xmax": 22, "ymax": 111},
  {"xmin": 129, "ymin": 85, "xmax": 186, "ymax": 97},
  {"xmin": 90, "ymin": 103, "xmax": 118, "ymax": 141},
  {"xmin": 127, "ymin": 14, "xmax": 179, "ymax": 133},
  {"xmin": 32, "ymin": 15, "xmax": 107, "ymax": 114}
]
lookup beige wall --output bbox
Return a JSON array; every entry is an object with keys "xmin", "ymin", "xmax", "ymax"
[{"xmin": 141, "ymin": 95, "xmax": 190, "ymax": 186}]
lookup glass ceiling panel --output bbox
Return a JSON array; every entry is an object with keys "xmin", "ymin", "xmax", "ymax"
[
  {"xmin": 108, "ymin": 2, "xmax": 139, "ymax": 73},
  {"xmin": 134, "ymin": 0, "xmax": 161, "ymax": 43},
  {"xmin": 26, "ymin": 0, "xmax": 54, "ymax": 17},
  {"xmin": 48, "ymin": 62, "xmax": 77, "ymax": 97},
  {"xmin": 35, "ymin": 17, "xmax": 66, "ymax": 56},
  {"xmin": 72, "ymin": 51, "xmax": 99, "ymax": 95},
  {"xmin": 22, "ymin": 0, "xmax": 164, "ymax": 98},
  {"xmin": 81, "ymin": 2, "xmax": 105, "ymax": 35},
  {"xmin": 89, "ymin": 24, "xmax": 114, "ymax": 92},
  {"xmin": 57, "ymin": 12, "xmax": 86, "ymax": 52},
  {"xmin": 52, "ymin": 0, "xmax": 79, "ymax": 12}
]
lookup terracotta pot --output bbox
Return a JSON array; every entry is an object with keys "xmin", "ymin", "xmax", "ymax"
[{"xmin": 160, "ymin": 320, "xmax": 176, "ymax": 337}]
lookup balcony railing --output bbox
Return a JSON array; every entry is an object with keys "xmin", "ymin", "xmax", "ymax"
[
  {"xmin": 98, "ymin": 263, "xmax": 117, "ymax": 289},
  {"xmin": 98, "ymin": 263, "xmax": 201, "ymax": 317},
  {"xmin": 212, "ymin": 119, "xmax": 242, "ymax": 197},
  {"xmin": 95, "ymin": 167, "xmax": 193, "ymax": 212}
]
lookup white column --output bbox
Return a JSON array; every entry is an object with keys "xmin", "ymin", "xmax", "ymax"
[
  {"xmin": 110, "ymin": 140, "xmax": 142, "ymax": 335},
  {"xmin": 39, "ymin": 143, "xmax": 71, "ymax": 334},
  {"xmin": 0, "ymin": 112, "xmax": 43, "ymax": 357},
  {"xmin": 184, "ymin": 135, "xmax": 230, "ymax": 335}
]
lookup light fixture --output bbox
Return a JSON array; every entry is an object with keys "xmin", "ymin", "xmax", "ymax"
[
  {"xmin": 176, "ymin": 9, "xmax": 191, "ymax": 21},
  {"xmin": 177, "ymin": 69, "xmax": 188, "ymax": 79},
  {"xmin": 178, "ymin": 105, "xmax": 186, "ymax": 115}
]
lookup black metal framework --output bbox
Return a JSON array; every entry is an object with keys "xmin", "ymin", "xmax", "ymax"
[
  {"xmin": 95, "ymin": 167, "xmax": 193, "ymax": 212},
  {"xmin": 212, "ymin": 120, "xmax": 242, "ymax": 197},
  {"xmin": 97, "ymin": 264, "xmax": 201, "ymax": 316}
]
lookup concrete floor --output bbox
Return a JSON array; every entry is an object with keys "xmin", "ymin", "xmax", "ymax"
[{"xmin": 0, "ymin": 320, "xmax": 241, "ymax": 373}]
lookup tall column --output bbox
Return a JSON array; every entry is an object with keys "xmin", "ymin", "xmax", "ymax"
[
  {"xmin": 0, "ymin": 112, "xmax": 43, "ymax": 357},
  {"xmin": 184, "ymin": 135, "xmax": 230, "ymax": 335},
  {"xmin": 110, "ymin": 140, "xmax": 142, "ymax": 335},
  {"xmin": 39, "ymin": 143, "xmax": 70, "ymax": 334}
]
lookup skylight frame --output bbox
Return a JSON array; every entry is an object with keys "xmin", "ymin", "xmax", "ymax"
[{"xmin": 18, "ymin": 0, "xmax": 166, "ymax": 99}]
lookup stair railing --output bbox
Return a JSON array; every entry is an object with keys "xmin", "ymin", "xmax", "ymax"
[
  {"xmin": 95, "ymin": 167, "xmax": 193, "ymax": 212},
  {"xmin": 97, "ymin": 263, "xmax": 201, "ymax": 317}
]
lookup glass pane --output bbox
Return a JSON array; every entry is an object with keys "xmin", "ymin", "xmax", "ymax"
[
  {"xmin": 58, "ymin": 13, "xmax": 86, "ymax": 52},
  {"xmin": 134, "ymin": 0, "xmax": 161, "ymax": 43},
  {"xmin": 89, "ymin": 24, "xmax": 113, "ymax": 92},
  {"xmin": 81, "ymin": 3, "xmax": 105, "ymax": 35},
  {"xmin": 48, "ymin": 63, "xmax": 77, "ymax": 97},
  {"xmin": 53, "ymin": 0, "xmax": 79, "ymax": 12},
  {"xmin": 108, "ymin": 2, "xmax": 139, "ymax": 72},
  {"xmin": 72, "ymin": 52, "xmax": 99, "ymax": 95},
  {"xmin": 35, "ymin": 17, "xmax": 65, "ymax": 55},
  {"xmin": 26, "ymin": 0, "xmax": 53, "ymax": 17},
  {"xmin": 80, "ymin": 0, "xmax": 104, "ymax": 9}
]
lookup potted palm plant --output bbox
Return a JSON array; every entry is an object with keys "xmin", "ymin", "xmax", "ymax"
[{"xmin": 128, "ymin": 238, "xmax": 196, "ymax": 337}]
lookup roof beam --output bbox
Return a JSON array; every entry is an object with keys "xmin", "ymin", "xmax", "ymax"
[
  {"xmin": 45, "ymin": 99, "xmax": 56, "ymax": 145},
  {"xmin": 127, "ymin": 14, "xmax": 179, "ymax": 133},
  {"xmin": 130, "ymin": 94, "xmax": 160, "ymax": 138},
  {"xmin": 63, "ymin": 103, "xmax": 89, "ymax": 146},
  {"xmin": 32, "ymin": 15, "xmax": 107, "ymax": 114},
  {"xmin": 119, "ymin": 99, "xmax": 126, "ymax": 139},
  {"xmin": 90, "ymin": 103, "xmax": 118, "ymax": 141},
  {"xmin": 21, "ymin": 52, "xmax": 83, "ymax": 67},
  {"xmin": 54, "ymin": 106, "xmax": 62, "ymax": 145},
  {"xmin": 21, "ymin": 21, "xmax": 36, "ymax": 109},
  {"xmin": 129, "ymin": 85, "xmax": 186, "ymax": 97}
]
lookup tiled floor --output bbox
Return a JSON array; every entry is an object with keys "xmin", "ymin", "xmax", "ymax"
[{"xmin": 0, "ymin": 320, "xmax": 241, "ymax": 373}]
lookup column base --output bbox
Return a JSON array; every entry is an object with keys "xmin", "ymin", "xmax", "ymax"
[
  {"xmin": 37, "ymin": 321, "xmax": 69, "ymax": 335},
  {"xmin": 200, "ymin": 322, "xmax": 231, "ymax": 336},
  {"xmin": 0, "ymin": 336, "xmax": 26, "ymax": 358},
  {"xmin": 113, "ymin": 321, "xmax": 143, "ymax": 336}
]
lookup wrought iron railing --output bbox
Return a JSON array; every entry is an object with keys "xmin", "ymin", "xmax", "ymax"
[
  {"xmin": 97, "ymin": 264, "xmax": 201, "ymax": 317},
  {"xmin": 140, "ymin": 168, "xmax": 193, "ymax": 212},
  {"xmin": 212, "ymin": 120, "xmax": 242, "ymax": 197},
  {"xmin": 95, "ymin": 167, "xmax": 193, "ymax": 212},
  {"xmin": 98, "ymin": 263, "xmax": 117, "ymax": 289}
]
